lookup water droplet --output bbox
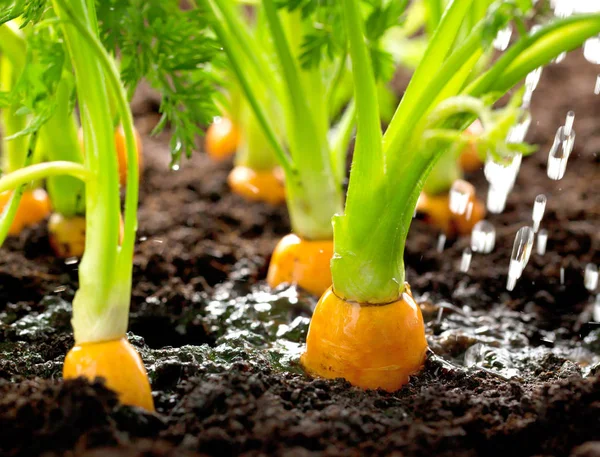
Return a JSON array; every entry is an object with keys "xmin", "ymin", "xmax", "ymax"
[
  {"xmin": 486, "ymin": 185, "xmax": 509, "ymax": 214},
  {"xmin": 436, "ymin": 233, "xmax": 446, "ymax": 253},
  {"xmin": 525, "ymin": 67, "xmax": 543, "ymax": 93},
  {"xmin": 560, "ymin": 267, "xmax": 565, "ymax": 285},
  {"xmin": 507, "ymin": 227, "xmax": 534, "ymax": 291},
  {"xmin": 493, "ymin": 25, "xmax": 512, "ymax": 51},
  {"xmin": 583, "ymin": 36, "xmax": 600, "ymax": 64},
  {"xmin": 536, "ymin": 229, "xmax": 548, "ymax": 255},
  {"xmin": 507, "ymin": 111, "xmax": 532, "ymax": 143},
  {"xmin": 585, "ymin": 263, "xmax": 599, "ymax": 291},
  {"xmin": 449, "ymin": 180, "xmax": 475, "ymax": 215},
  {"xmin": 595, "ymin": 75, "xmax": 600, "ymax": 95},
  {"xmin": 471, "ymin": 220, "xmax": 496, "ymax": 254},
  {"xmin": 593, "ymin": 295, "xmax": 600, "ymax": 322},
  {"xmin": 436, "ymin": 307, "xmax": 444, "ymax": 324},
  {"xmin": 171, "ymin": 163, "xmax": 180, "ymax": 171},
  {"xmin": 460, "ymin": 248, "xmax": 472, "ymax": 273},
  {"xmin": 532, "ymin": 194, "xmax": 547, "ymax": 232},
  {"xmin": 553, "ymin": 51, "xmax": 567, "ymax": 64},
  {"xmin": 64, "ymin": 257, "xmax": 79, "ymax": 266},
  {"xmin": 484, "ymin": 153, "xmax": 522, "ymax": 214},
  {"xmin": 464, "ymin": 343, "xmax": 518, "ymax": 378},
  {"xmin": 484, "ymin": 153, "xmax": 522, "ymax": 190},
  {"xmin": 212, "ymin": 116, "xmax": 223, "ymax": 124},
  {"xmin": 547, "ymin": 117, "xmax": 576, "ymax": 180}
]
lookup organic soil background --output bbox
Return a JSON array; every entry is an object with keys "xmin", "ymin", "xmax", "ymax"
[{"xmin": 0, "ymin": 52, "xmax": 599, "ymax": 457}]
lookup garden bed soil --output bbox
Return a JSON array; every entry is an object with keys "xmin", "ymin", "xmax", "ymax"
[{"xmin": 0, "ymin": 52, "xmax": 599, "ymax": 457}]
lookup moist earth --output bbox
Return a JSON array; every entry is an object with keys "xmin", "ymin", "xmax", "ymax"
[{"xmin": 0, "ymin": 53, "xmax": 599, "ymax": 456}]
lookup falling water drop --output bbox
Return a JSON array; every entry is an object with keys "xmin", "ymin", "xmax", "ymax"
[
  {"xmin": 536, "ymin": 229, "xmax": 548, "ymax": 255},
  {"xmin": 583, "ymin": 36, "xmax": 600, "ymax": 64},
  {"xmin": 532, "ymin": 194, "xmax": 547, "ymax": 232},
  {"xmin": 593, "ymin": 295, "xmax": 600, "ymax": 322},
  {"xmin": 484, "ymin": 154, "xmax": 522, "ymax": 213},
  {"xmin": 493, "ymin": 25, "xmax": 512, "ymax": 51},
  {"xmin": 471, "ymin": 220, "xmax": 496, "ymax": 254},
  {"xmin": 437, "ymin": 233, "xmax": 447, "ymax": 253},
  {"xmin": 449, "ymin": 180, "xmax": 475, "ymax": 215},
  {"xmin": 553, "ymin": 52, "xmax": 567, "ymax": 64},
  {"xmin": 460, "ymin": 248, "xmax": 472, "ymax": 273},
  {"xmin": 507, "ymin": 111, "xmax": 532, "ymax": 143},
  {"xmin": 595, "ymin": 75, "xmax": 600, "ymax": 95},
  {"xmin": 547, "ymin": 113, "xmax": 576, "ymax": 180},
  {"xmin": 584, "ymin": 264, "xmax": 599, "ymax": 291},
  {"xmin": 506, "ymin": 227, "xmax": 534, "ymax": 291},
  {"xmin": 560, "ymin": 267, "xmax": 565, "ymax": 285},
  {"xmin": 525, "ymin": 67, "xmax": 543, "ymax": 92}
]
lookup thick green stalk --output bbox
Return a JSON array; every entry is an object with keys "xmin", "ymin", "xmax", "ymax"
[
  {"xmin": 40, "ymin": 75, "xmax": 86, "ymax": 217},
  {"xmin": 235, "ymin": 99, "xmax": 279, "ymax": 171},
  {"xmin": 261, "ymin": 0, "xmax": 342, "ymax": 240},
  {"xmin": 53, "ymin": 0, "xmax": 125, "ymax": 344},
  {"xmin": 0, "ymin": 131, "xmax": 38, "ymax": 245},
  {"xmin": 331, "ymin": 0, "xmax": 392, "ymax": 302},
  {"xmin": 383, "ymin": 0, "xmax": 475, "ymax": 163},
  {"xmin": 0, "ymin": 24, "xmax": 27, "ymax": 174}
]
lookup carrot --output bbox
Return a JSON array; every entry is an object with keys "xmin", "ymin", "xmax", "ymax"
[
  {"xmin": 227, "ymin": 165, "xmax": 285, "ymax": 205},
  {"xmin": 416, "ymin": 180, "xmax": 486, "ymax": 236},
  {"xmin": 0, "ymin": 188, "xmax": 51, "ymax": 235},
  {"xmin": 458, "ymin": 120, "xmax": 484, "ymax": 172},
  {"xmin": 267, "ymin": 233, "xmax": 333, "ymax": 296},
  {"xmin": 48, "ymin": 212, "xmax": 125, "ymax": 258},
  {"xmin": 79, "ymin": 125, "xmax": 143, "ymax": 186},
  {"xmin": 63, "ymin": 337, "xmax": 154, "ymax": 411},
  {"xmin": 301, "ymin": 284, "xmax": 427, "ymax": 391},
  {"xmin": 205, "ymin": 117, "xmax": 239, "ymax": 161}
]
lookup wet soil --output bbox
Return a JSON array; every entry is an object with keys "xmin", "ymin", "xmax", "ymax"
[{"xmin": 0, "ymin": 52, "xmax": 599, "ymax": 456}]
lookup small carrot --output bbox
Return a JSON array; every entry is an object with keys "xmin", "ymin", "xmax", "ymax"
[
  {"xmin": 0, "ymin": 188, "xmax": 51, "ymax": 236},
  {"xmin": 79, "ymin": 125, "xmax": 143, "ymax": 186},
  {"xmin": 458, "ymin": 120, "xmax": 484, "ymax": 172},
  {"xmin": 205, "ymin": 116, "xmax": 239, "ymax": 161},
  {"xmin": 227, "ymin": 165, "xmax": 285, "ymax": 205},
  {"xmin": 267, "ymin": 233, "xmax": 333, "ymax": 296},
  {"xmin": 416, "ymin": 180, "xmax": 486, "ymax": 236},
  {"xmin": 63, "ymin": 337, "xmax": 154, "ymax": 411}
]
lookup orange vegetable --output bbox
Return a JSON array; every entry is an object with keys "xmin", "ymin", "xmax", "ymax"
[
  {"xmin": 48, "ymin": 213, "xmax": 86, "ymax": 258},
  {"xmin": 228, "ymin": 165, "xmax": 285, "ymax": 205},
  {"xmin": 63, "ymin": 337, "xmax": 154, "ymax": 411},
  {"xmin": 114, "ymin": 125, "xmax": 143, "ymax": 186},
  {"xmin": 79, "ymin": 126, "xmax": 143, "ymax": 186},
  {"xmin": 416, "ymin": 180, "xmax": 486, "ymax": 236},
  {"xmin": 0, "ymin": 188, "xmax": 51, "ymax": 235},
  {"xmin": 267, "ymin": 233, "xmax": 333, "ymax": 296},
  {"xmin": 205, "ymin": 117, "xmax": 239, "ymax": 161},
  {"xmin": 48, "ymin": 212, "xmax": 125, "ymax": 258},
  {"xmin": 301, "ymin": 284, "xmax": 427, "ymax": 391},
  {"xmin": 458, "ymin": 120, "xmax": 484, "ymax": 172}
]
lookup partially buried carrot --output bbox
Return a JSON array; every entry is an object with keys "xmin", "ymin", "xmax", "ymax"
[
  {"xmin": 79, "ymin": 125, "xmax": 143, "ymax": 186},
  {"xmin": 48, "ymin": 212, "xmax": 125, "ymax": 258},
  {"xmin": 416, "ymin": 179, "xmax": 485, "ymax": 236},
  {"xmin": 205, "ymin": 116, "xmax": 240, "ymax": 161},
  {"xmin": 63, "ymin": 337, "xmax": 154, "ymax": 411},
  {"xmin": 228, "ymin": 165, "xmax": 285, "ymax": 205},
  {"xmin": 267, "ymin": 233, "xmax": 333, "ymax": 296},
  {"xmin": 458, "ymin": 120, "xmax": 484, "ymax": 172},
  {"xmin": 0, "ymin": 188, "xmax": 51, "ymax": 235},
  {"xmin": 301, "ymin": 284, "xmax": 427, "ymax": 391}
]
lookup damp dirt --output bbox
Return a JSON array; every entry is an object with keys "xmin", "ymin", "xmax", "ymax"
[{"xmin": 0, "ymin": 52, "xmax": 599, "ymax": 456}]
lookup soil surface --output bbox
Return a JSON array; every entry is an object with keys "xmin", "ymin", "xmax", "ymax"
[{"xmin": 1, "ymin": 50, "xmax": 599, "ymax": 457}]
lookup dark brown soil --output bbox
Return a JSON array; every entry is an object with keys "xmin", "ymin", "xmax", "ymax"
[{"xmin": 0, "ymin": 51, "xmax": 599, "ymax": 457}]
